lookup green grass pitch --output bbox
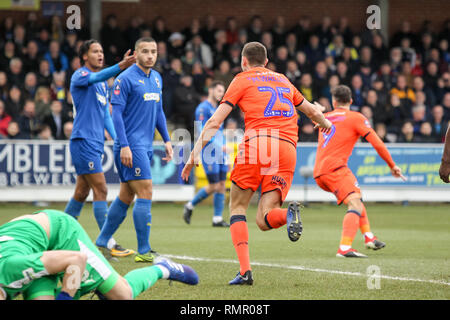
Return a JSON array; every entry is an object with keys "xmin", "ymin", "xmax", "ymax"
[{"xmin": 0, "ymin": 202, "xmax": 448, "ymax": 300}]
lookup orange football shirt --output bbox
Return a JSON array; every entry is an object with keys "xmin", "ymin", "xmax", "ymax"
[
  {"xmin": 314, "ymin": 108, "xmax": 395, "ymax": 178},
  {"xmin": 221, "ymin": 67, "xmax": 304, "ymax": 145}
]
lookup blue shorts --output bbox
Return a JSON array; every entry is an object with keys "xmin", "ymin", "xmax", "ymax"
[
  {"xmin": 114, "ymin": 148, "xmax": 153, "ymax": 182},
  {"xmin": 202, "ymin": 150, "xmax": 228, "ymax": 183},
  {"xmin": 70, "ymin": 138, "xmax": 104, "ymax": 175}
]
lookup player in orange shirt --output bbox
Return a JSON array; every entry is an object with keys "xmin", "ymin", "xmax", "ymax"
[
  {"xmin": 314, "ymin": 85, "xmax": 406, "ymax": 258},
  {"xmin": 181, "ymin": 42, "xmax": 332, "ymax": 284}
]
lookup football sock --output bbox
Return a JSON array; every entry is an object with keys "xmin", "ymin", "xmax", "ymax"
[
  {"xmin": 133, "ymin": 198, "xmax": 152, "ymax": 254},
  {"xmin": 230, "ymin": 215, "xmax": 251, "ymax": 275},
  {"xmin": 359, "ymin": 203, "xmax": 373, "ymax": 237},
  {"xmin": 124, "ymin": 265, "xmax": 163, "ymax": 299},
  {"xmin": 64, "ymin": 198, "xmax": 84, "ymax": 219},
  {"xmin": 213, "ymin": 193, "xmax": 225, "ymax": 219},
  {"xmin": 191, "ymin": 187, "xmax": 209, "ymax": 206},
  {"xmin": 340, "ymin": 210, "xmax": 361, "ymax": 249},
  {"xmin": 93, "ymin": 200, "xmax": 108, "ymax": 230},
  {"xmin": 96, "ymin": 197, "xmax": 129, "ymax": 248},
  {"xmin": 264, "ymin": 208, "xmax": 287, "ymax": 229}
]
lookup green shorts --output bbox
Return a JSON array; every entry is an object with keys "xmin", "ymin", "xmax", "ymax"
[{"xmin": 0, "ymin": 209, "xmax": 119, "ymax": 300}]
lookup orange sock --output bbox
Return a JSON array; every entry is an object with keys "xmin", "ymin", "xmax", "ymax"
[
  {"xmin": 265, "ymin": 208, "xmax": 287, "ymax": 229},
  {"xmin": 340, "ymin": 210, "xmax": 361, "ymax": 247},
  {"xmin": 230, "ymin": 215, "xmax": 251, "ymax": 275},
  {"xmin": 359, "ymin": 203, "xmax": 371, "ymax": 235}
]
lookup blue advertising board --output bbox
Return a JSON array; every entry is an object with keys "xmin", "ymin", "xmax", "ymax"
[
  {"xmin": 294, "ymin": 143, "xmax": 446, "ymax": 187},
  {"xmin": 0, "ymin": 141, "xmax": 446, "ymax": 188},
  {"xmin": 0, "ymin": 141, "xmax": 185, "ymax": 187}
]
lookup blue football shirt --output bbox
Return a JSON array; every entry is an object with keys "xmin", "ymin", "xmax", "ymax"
[
  {"xmin": 111, "ymin": 64, "xmax": 164, "ymax": 150},
  {"xmin": 70, "ymin": 66, "xmax": 109, "ymax": 145}
]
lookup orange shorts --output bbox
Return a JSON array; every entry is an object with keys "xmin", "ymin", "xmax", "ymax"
[
  {"xmin": 314, "ymin": 166, "xmax": 361, "ymax": 205},
  {"xmin": 230, "ymin": 136, "xmax": 296, "ymax": 203}
]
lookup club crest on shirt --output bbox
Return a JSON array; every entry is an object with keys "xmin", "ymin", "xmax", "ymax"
[
  {"xmin": 143, "ymin": 92, "xmax": 160, "ymax": 102},
  {"xmin": 114, "ymin": 84, "xmax": 120, "ymax": 95},
  {"xmin": 155, "ymin": 77, "xmax": 160, "ymax": 88}
]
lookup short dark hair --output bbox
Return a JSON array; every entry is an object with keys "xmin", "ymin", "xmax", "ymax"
[
  {"xmin": 135, "ymin": 37, "xmax": 156, "ymax": 50},
  {"xmin": 242, "ymin": 42, "xmax": 267, "ymax": 66},
  {"xmin": 331, "ymin": 85, "xmax": 352, "ymax": 104},
  {"xmin": 79, "ymin": 39, "xmax": 100, "ymax": 65},
  {"xmin": 209, "ymin": 80, "xmax": 225, "ymax": 89}
]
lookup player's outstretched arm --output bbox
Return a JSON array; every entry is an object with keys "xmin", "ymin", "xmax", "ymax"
[
  {"xmin": 365, "ymin": 130, "xmax": 406, "ymax": 181},
  {"xmin": 181, "ymin": 103, "xmax": 233, "ymax": 181},
  {"xmin": 439, "ymin": 125, "xmax": 450, "ymax": 183},
  {"xmin": 296, "ymin": 99, "xmax": 332, "ymax": 132},
  {"xmin": 87, "ymin": 49, "xmax": 136, "ymax": 85}
]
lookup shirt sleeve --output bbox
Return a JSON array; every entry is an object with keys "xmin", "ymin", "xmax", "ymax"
[
  {"xmin": 220, "ymin": 76, "xmax": 245, "ymax": 108},
  {"xmin": 71, "ymin": 69, "xmax": 91, "ymax": 88},
  {"xmin": 110, "ymin": 77, "xmax": 129, "ymax": 108},
  {"xmin": 111, "ymin": 77, "xmax": 130, "ymax": 147},
  {"xmin": 292, "ymin": 85, "xmax": 305, "ymax": 107},
  {"xmin": 354, "ymin": 113, "xmax": 395, "ymax": 169},
  {"xmin": 354, "ymin": 113, "xmax": 373, "ymax": 138}
]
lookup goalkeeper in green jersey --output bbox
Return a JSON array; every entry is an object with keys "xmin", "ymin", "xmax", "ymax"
[{"xmin": 0, "ymin": 210, "xmax": 198, "ymax": 300}]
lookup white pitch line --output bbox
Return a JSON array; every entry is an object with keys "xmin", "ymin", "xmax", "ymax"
[{"xmin": 163, "ymin": 254, "xmax": 450, "ymax": 287}]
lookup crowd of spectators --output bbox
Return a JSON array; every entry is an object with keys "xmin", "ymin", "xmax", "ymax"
[{"xmin": 0, "ymin": 12, "xmax": 449, "ymax": 143}]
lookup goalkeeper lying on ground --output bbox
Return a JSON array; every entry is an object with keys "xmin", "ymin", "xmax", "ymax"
[{"xmin": 0, "ymin": 209, "xmax": 198, "ymax": 300}]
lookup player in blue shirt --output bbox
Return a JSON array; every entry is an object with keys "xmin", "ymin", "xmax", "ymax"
[
  {"xmin": 183, "ymin": 81, "xmax": 230, "ymax": 227},
  {"xmin": 96, "ymin": 37, "xmax": 173, "ymax": 263},
  {"xmin": 65, "ymin": 39, "xmax": 136, "ymax": 258}
]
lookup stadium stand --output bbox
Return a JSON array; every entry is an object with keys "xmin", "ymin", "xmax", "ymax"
[{"xmin": 0, "ymin": 14, "xmax": 449, "ymax": 144}]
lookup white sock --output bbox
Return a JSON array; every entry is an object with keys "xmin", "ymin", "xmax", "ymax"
[
  {"xmin": 156, "ymin": 265, "xmax": 170, "ymax": 279},
  {"xmin": 185, "ymin": 202, "xmax": 194, "ymax": 210},
  {"xmin": 364, "ymin": 232, "xmax": 374, "ymax": 239},
  {"xmin": 107, "ymin": 237, "xmax": 116, "ymax": 250},
  {"xmin": 339, "ymin": 245, "xmax": 351, "ymax": 251},
  {"xmin": 212, "ymin": 216, "xmax": 223, "ymax": 223}
]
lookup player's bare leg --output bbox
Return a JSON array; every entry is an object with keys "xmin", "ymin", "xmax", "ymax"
[
  {"xmin": 256, "ymin": 190, "xmax": 303, "ymax": 241},
  {"xmin": 228, "ymin": 183, "xmax": 254, "ymax": 285}
]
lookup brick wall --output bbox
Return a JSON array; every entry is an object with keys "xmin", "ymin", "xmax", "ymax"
[{"xmin": 0, "ymin": 0, "xmax": 448, "ymax": 38}]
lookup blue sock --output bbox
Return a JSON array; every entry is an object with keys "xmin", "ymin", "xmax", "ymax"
[
  {"xmin": 133, "ymin": 198, "xmax": 152, "ymax": 254},
  {"xmin": 191, "ymin": 188, "xmax": 209, "ymax": 206},
  {"xmin": 213, "ymin": 193, "xmax": 225, "ymax": 218},
  {"xmin": 93, "ymin": 201, "xmax": 108, "ymax": 230},
  {"xmin": 96, "ymin": 197, "xmax": 129, "ymax": 248},
  {"xmin": 64, "ymin": 198, "xmax": 84, "ymax": 219}
]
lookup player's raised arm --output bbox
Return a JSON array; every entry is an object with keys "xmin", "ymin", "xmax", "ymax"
[
  {"xmin": 439, "ymin": 125, "xmax": 450, "ymax": 183},
  {"xmin": 181, "ymin": 103, "xmax": 233, "ymax": 181}
]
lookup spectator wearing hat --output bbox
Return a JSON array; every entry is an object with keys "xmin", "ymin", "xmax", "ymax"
[{"xmin": 168, "ymin": 32, "xmax": 185, "ymax": 60}]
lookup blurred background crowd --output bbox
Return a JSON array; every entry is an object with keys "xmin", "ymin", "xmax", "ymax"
[{"xmin": 0, "ymin": 12, "xmax": 449, "ymax": 143}]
